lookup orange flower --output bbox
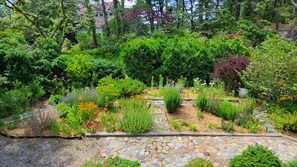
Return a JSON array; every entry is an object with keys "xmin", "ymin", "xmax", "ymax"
[
  {"xmin": 288, "ymin": 95, "xmax": 293, "ymax": 100},
  {"xmin": 94, "ymin": 112, "xmax": 98, "ymax": 116},
  {"xmin": 280, "ymin": 96, "xmax": 286, "ymax": 101},
  {"xmin": 91, "ymin": 124, "xmax": 97, "ymax": 129},
  {"xmin": 78, "ymin": 96, "xmax": 83, "ymax": 100},
  {"xmin": 103, "ymin": 107, "xmax": 108, "ymax": 111},
  {"xmin": 277, "ymin": 81, "xmax": 284, "ymax": 86},
  {"xmin": 135, "ymin": 95, "xmax": 142, "ymax": 99},
  {"xmin": 78, "ymin": 102, "xmax": 84, "ymax": 108}
]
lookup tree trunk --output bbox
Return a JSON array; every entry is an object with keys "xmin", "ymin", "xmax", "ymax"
[
  {"xmin": 84, "ymin": 0, "xmax": 98, "ymax": 47},
  {"xmin": 101, "ymin": 0, "xmax": 111, "ymax": 37},
  {"xmin": 113, "ymin": 0, "xmax": 120, "ymax": 37},
  {"xmin": 146, "ymin": 0, "xmax": 155, "ymax": 32}
]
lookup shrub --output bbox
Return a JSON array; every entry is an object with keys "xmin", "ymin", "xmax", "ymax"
[
  {"xmin": 208, "ymin": 122, "xmax": 218, "ymax": 129},
  {"xmin": 66, "ymin": 54, "xmax": 93, "ymax": 88},
  {"xmin": 243, "ymin": 97, "xmax": 257, "ymax": 114},
  {"xmin": 164, "ymin": 86, "xmax": 182, "ymax": 113},
  {"xmin": 119, "ymin": 79, "xmax": 147, "ymax": 97},
  {"xmin": 267, "ymin": 106, "xmax": 297, "ymax": 133},
  {"xmin": 195, "ymin": 94, "xmax": 208, "ymax": 111},
  {"xmin": 185, "ymin": 158, "xmax": 214, "ymax": 167},
  {"xmin": 170, "ymin": 119, "xmax": 182, "ymax": 130},
  {"xmin": 56, "ymin": 106, "xmax": 84, "ymax": 136},
  {"xmin": 235, "ymin": 114, "xmax": 261, "ymax": 133},
  {"xmin": 197, "ymin": 109, "xmax": 204, "ymax": 120},
  {"xmin": 241, "ymin": 37, "xmax": 297, "ymax": 102},
  {"xmin": 213, "ymin": 55, "xmax": 250, "ymax": 95},
  {"xmin": 85, "ymin": 155, "xmax": 141, "ymax": 167},
  {"xmin": 27, "ymin": 110, "xmax": 58, "ymax": 133},
  {"xmin": 0, "ymin": 82, "xmax": 45, "ymax": 118},
  {"xmin": 283, "ymin": 160, "xmax": 297, "ymax": 167},
  {"xmin": 229, "ymin": 144, "xmax": 282, "ymax": 167},
  {"xmin": 90, "ymin": 58, "xmax": 124, "ymax": 86},
  {"xmin": 121, "ymin": 38, "xmax": 164, "ymax": 85},
  {"xmin": 221, "ymin": 121, "xmax": 235, "ymax": 132},
  {"xmin": 97, "ymin": 76, "xmax": 147, "ymax": 107},
  {"xmin": 120, "ymin": 98, "xmax": 153, "ymax": 134},
  {"xmin": 219, "ymin": 101, "xmax": 242, "ymax": 120},
  {"xmin": 189, "ymin": 123, "xmax": 197, "ymax": 131},
  {"xmin": 206, "ymin": 98, "xmax": 221, "ymax": 115},
  {"xmin": 101, "ymin": 112, "xmax": 119, "ymax": 132},
  {"xmin": 49, "ymin": 94, "xmax": 63, "ymax": 105}
]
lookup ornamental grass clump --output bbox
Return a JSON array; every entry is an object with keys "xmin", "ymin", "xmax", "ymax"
[
  {"xmin": 120, "ymin": 98, "xmax": 153, "ymax": 134},
  {"xmin": 164, "ymin": 86, "xmax": 182, "ymax": 113}
]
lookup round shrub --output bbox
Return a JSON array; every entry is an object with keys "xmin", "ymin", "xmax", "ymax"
[
  {"xmin": 121, "ymin": 38, "xmax": 164, "ymax": 85},
  {"xmin": 185, "ymin": 158, "xmax": 214, "ymax": 167},
  {"xmin": 229, "ymin": 144, "xmax": 282, "ymax": 167}
]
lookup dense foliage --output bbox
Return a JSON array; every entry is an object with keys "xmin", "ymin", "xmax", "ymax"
[
  {"xmin": 229, "ymin": 144, "xmax": 282, "ymax": 167},
  {"xmin": 241, "ymin": 37, "xmax": 297, "ymax": 102},
  {"xmin": 213, "ymin": 55, "xmax": 250, "ymax": 95},
  {"xmin": 185, "ymin": 158, "xmax": 214, "ymax": 167},
  {"xmin": 86, "ymin": 156, "xmax": 141, "ymax": 167}
]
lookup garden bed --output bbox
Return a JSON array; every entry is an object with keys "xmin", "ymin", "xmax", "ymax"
[{"xmin": 165, "ymin": 101, "xmax": 266, "ymax": 133}]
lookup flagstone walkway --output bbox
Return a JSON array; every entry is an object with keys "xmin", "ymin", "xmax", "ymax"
[{"xmin": 0, "ymin": 135, "xmax": 296, "ymax": 167}]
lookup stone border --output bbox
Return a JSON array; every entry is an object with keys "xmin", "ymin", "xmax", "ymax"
[{"xmin": 85, "ymin": 131, "xmax": 282, "ymax": 138}]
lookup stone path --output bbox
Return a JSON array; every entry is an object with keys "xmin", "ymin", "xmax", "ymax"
[
  {"xmin": 0, "ymin": 135, "xmax": 296, "ymax": 167},
  {"xmin": 149, "ymin": 100, "xmax": 171, "ymax": 132}
]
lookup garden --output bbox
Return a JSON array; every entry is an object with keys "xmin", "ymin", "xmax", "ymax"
[{"xmin": 0, "ymin": 0, "xmax": 297, "ymax": 166}]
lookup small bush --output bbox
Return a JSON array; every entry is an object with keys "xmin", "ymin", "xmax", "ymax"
[
  {"xmin": 49, "ymin": 94, "xmax": 63, "ymax": 105},
  {"xmin": 267, "ymin": 106, "xmax": 297, "ymax": 133},
  {"xmin": 283, "ymin": 160, "xmax": 297, "ymax": 167},
  {"xmin": 0, "ymin": 82, "xmax": 45, "ymax": 118},
  {"xmin": 185, "ymin": 158, "xmax": 214, "ymax": 167},
  {"xmin": 208, "ymin": 122, "xmax": 218, "ymax": 129},
  {"xmin": 170, "ymin": 119, "xmax": 182, "ymax": 130},
  {"xmin": 195, "ymin": 94, "xmax": 208, "ymax": 111},
  {"xmin": 221, "ymin": 121, "xmax": 235, "ymax": 132},
  {"xmin": 189, "ymin": 123, "xmax": 197, "ymax": 131},
  {"xmin": 235, "ymin": 114, "xmax": 261, "ymax": 133},
  {"xmin": 164, "ymin": 86, "xmax": 182, "ymax": 113},
  {"xmin": 27, "ymin": 110, "xmax": 58, "ymax": 133},
  {"xmin": 101, "ymin": 112, "xmax": 119, "ymax": 132},
  {"xmin": 219, "ymin": 101, "xmax": 242, "ymax": 120},
  {"xmin": 229, "ymin": 144, "xmax": 282, "ymax": 167},
  {"xmin": 85, "ymin": 155, "xmax": 141, "ymax": 167},
  {"xmin": 120, "ymin": 98, "xmax": 153, "ymax": 134},
  {"xmin": 197, "ymin": 110, "xmax": 204, "ymax": 120}
]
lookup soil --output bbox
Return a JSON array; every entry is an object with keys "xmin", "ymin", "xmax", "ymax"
[{"xmin": 166, "ymin": 101, "xmax": 266, "ymax": 133}]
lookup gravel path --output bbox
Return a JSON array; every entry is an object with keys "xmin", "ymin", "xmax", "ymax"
[{"xmin": 0, "ymin": 135, "xmax": 296, "ymax": 167}]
